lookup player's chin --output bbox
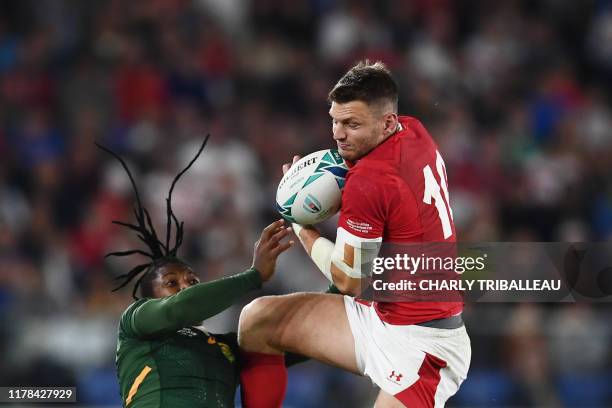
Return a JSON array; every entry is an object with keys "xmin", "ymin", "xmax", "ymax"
[{"xmin": 338, "ymin": 148, "xmax": 358, "ymax": 161}]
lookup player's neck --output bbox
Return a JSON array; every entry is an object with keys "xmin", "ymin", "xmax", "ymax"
[{"xmin": 380, "ymin": 122, "xmax": 402, "ymax": 144}]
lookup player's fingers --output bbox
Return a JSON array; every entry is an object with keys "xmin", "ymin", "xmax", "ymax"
[
  {"xmin": 271, "ymin": 240, "xmax": 295, "ymax": 256},
  {"xmin": 269, "ymin": 226, "xmax": 292, "ymax": 244},
  {"xmin": 261, "ymin": 226, "xmax": 290, "ymax": 250},
  {"xmin": 261, "ymin": 219, "xmax": 285, "ymax": 240},
  {"xmin": 283, "ymin": 155, "xmax": 302, "ymax": 174}
]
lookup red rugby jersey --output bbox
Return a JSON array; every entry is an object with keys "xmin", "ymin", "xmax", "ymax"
[{"xmin": 337, "ymin": 116, "xmax": 463, "ymax": 325}]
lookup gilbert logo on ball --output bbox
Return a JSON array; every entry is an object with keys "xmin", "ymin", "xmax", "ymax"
[{"xmin": 276, "ymin": 149, "xmax": 349, "ymax": 225}]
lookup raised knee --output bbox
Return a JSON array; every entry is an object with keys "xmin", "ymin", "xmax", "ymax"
[{"xmin": 238, "ymin": 296, "xmax": 278, "ymax": 345}]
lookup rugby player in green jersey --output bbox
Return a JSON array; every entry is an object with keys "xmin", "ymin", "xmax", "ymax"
[{"xmin": 99, "ymin": 137, "xmax": 297, "ymax": 407}]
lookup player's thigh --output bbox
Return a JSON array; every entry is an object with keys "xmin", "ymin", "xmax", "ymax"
[
  {"xmin": 375, "ymin": 390, "xmax": 406, "ymax": 408},
  {"xmin": 242, "ymin": 292, "xmax": 359, "ymax": 374}
]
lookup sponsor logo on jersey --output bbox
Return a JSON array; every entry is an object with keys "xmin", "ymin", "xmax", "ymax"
[
  {"xmin": 346, "ymin": 219, "xmax": 373, "ymax": 234},
  {"xmin": 177, "ymin": 328, "xmax": 198, "ymax": 337}
]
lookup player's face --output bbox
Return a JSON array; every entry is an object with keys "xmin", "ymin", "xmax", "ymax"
[
  {"xmin": 330, "ymin": 100, "xmax": 389, "ymax": 161},
  {"xmin": 151, "ymin": 263, "xmax": 200, "ymax": 298}
]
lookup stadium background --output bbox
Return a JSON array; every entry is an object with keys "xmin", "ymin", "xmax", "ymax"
[{"xmin": 0, "ymin": 0, "xmax": 611, "ymax": 406}]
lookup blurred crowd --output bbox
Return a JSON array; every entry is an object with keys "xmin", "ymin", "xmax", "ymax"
[{"xmin": 0, "ymin": 0, "xmax": 611, "ymax": 406}]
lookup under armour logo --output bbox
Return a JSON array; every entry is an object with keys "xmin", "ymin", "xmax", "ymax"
[{"xmin": 389, "ymin": 370, "xmax": 403, "ymax": 382}]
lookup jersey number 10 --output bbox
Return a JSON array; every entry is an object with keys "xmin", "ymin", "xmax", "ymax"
[{"xmin": 422, "ymin": 151, "xmax": 454, "ymax": 239}]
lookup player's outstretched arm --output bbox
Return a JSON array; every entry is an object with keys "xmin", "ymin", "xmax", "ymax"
[{"xmin": 126, "ymin": 220, "xmax": 294, "ymax": 337}]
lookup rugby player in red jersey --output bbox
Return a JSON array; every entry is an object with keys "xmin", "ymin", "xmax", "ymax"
[{"xmin": 238, "ymin": 61, "xmax": 470, "ymax": 407}]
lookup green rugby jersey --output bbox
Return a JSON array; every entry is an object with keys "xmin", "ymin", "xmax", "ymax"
[{"xmin": 116, "ymin": 268, "xmax": 261, "ymax": 408}]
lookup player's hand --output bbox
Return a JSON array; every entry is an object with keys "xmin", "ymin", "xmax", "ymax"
[
  {"xmin": 282, "ymin": 155, "xmax": 301, "ymax": 175},
  {"xmin": 252, "ymin": 219, "xmax": 294, "ymax": 282}
]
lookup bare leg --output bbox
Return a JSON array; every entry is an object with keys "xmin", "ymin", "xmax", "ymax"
[
  {"xmin": 375, "ymin": 390, "xmax": 405, "ymax": 408},
  {"xmin": 238, "ymin": 292, "xmax": 360, "ymax": 374}
]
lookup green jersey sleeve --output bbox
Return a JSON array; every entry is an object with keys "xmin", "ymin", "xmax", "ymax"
[{"xmin": 121, "ymin": 268, "xmax": 262, "ymax": 338}]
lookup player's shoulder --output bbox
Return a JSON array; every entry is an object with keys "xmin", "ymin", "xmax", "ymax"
[
  {"xmin": 121, "ymin": 298, "xmax": 149, "ymax": 320},
  {"xmin": 398, "ymin": 115, "xmax": 438, "ymax": 151},
  {"xmin": 400, "ymin": 115, "xmax": 427, "ymax": 132},
  {"xmin": 119, "ymin": 298, "xmax": 149, "ymax": 338}
]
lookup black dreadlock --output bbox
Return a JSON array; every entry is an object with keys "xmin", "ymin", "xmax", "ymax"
[{"xmin": 97, "ymin": 135, "xmax": 210, "ymax": 299}]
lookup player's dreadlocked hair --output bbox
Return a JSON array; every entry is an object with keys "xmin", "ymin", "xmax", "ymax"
[{"xmin": 97, "ymin": 135, "xmax": 210, "ymax": 299}]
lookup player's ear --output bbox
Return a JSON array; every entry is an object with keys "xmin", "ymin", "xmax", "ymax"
[{"xmin": 383, "ymin": 112, "xmax": 398, "ymax": 136}]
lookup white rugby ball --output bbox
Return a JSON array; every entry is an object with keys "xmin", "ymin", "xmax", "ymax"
[{"xmin": 276, "ymin": 149, "xmax": 349, "ymax": 225}]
